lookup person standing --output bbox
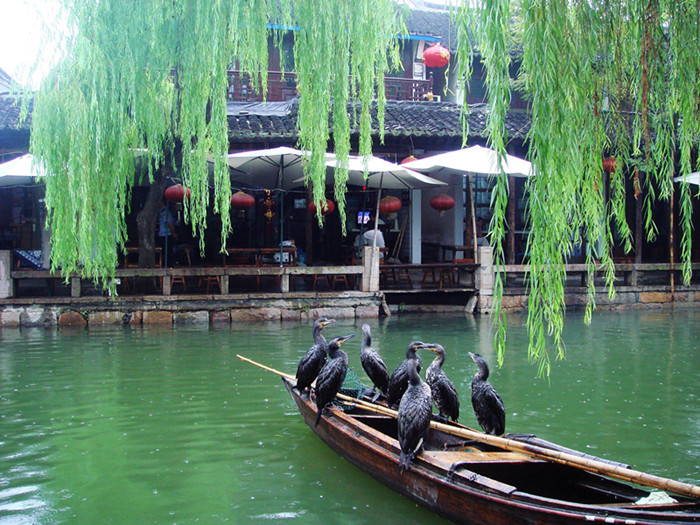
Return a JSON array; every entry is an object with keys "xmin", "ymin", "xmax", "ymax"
[{"xmin": 158, "ymin": 197, "xmax": 178, "ymax": 266}]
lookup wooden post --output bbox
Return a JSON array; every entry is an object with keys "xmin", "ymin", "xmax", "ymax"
[
  {"xmin": 280, "ymin": 273, "xmax": 290, "ymax": 293},
  {"xmin": 362, "ymin": 246, "xmax": 380, "ymax": 292},
  {"xmin": 0, "ymin": 250, "xmax": 14, "ymax": 298},
  {"xmin": 221, "ymin": 274, "xmax": 229, "ymax": 295},
  {"xmin": 163, "ymin": 273, "xmax": 171, "ymax": 296},
  {"xmin": 70, "ymin": 276, "xmax": 81, "ymax": 298}
]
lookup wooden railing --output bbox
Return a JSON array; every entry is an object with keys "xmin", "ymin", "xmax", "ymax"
[
  {"xmin": 0, "ymin": 247, "xmax": 384, "ymax": 299},
  {"xmin": 226, "ymin": 70, "xmax": 434, "ymax": 103},
  {"xmin": 496, "ymin": 263, "xmax": 700, "ymax": 287},
  {"xmin": 9, "ymin": 266, "xmax": 368, "ymax": 298}
]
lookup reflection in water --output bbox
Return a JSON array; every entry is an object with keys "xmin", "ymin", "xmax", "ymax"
[{"xmin": 0, "ymin": 310, "xmax": 699, "ymax": 523}]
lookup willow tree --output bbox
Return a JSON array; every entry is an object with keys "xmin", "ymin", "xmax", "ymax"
[
  {"xmin": 29, "ymin": 0, "xmax": 401, "ymax": 281},
  {"xmin": 457, "ymin": 1, "xmax": 700, "ymax": 374},
  {"xmin": 29, "ymin": 0, "xmax": 700, "ymax": 373}
]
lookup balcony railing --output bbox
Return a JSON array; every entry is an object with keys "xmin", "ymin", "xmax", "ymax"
[{"xmin": 226, "ymin": 70, "xmax": 434, "ymax": 103}]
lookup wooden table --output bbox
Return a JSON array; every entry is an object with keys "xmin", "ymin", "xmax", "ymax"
[
  {"xmin": 223, "ymin": 246, "xmax": 297, "ymax": 290},
  {"xmin": 123, "ymin": 246, "xmax": 162, "ymax": 268},
  {"xmin": 381, "ymin": 262, "xmax": 480, "ymax": 289},
  {"xmin": 440, "ymin": 245, "xmax": 475, "ymax": 263},
  {"xmin": 223, "ymin": 246, "xmax": 297, "ymax": 267}
]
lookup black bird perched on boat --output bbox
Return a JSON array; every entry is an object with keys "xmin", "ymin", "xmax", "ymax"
[
  {"xmin": 387, "ymin": 341, "xmax": 424, "ymax": 408},
  {"xmin": 295, "ymin": 318, "xmax": 335, "ymax": 397},
  {"xmin": 359, "ymin": 324, "xmax": 389, "ymax": 402},
  {"xmin": 398, "ymin": 357, "xmax": 432, "ymax": 472},
  {"xmin": 422, "ymin": 343, "xmax": 460, "ymax": 422},
  {"xmin": 314, "ymin": 334, "xmax": 356, "ymax": 427},
  {"xmin": 468, "ymin": 352, "xmax": 505, "ymax": 435}
]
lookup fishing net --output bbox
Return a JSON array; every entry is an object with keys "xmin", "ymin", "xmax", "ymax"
[{"xmin": 334, "ymin": 367, "xmax": 371, "ymax": 411}]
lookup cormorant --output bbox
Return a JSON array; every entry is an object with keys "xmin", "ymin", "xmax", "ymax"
[
  {"xmin": 359, "ymin": 324, "xmax": 389, "ymax": 402},
  {"xmin": 295, "ymin": 318, "xmax": 335, "ymax": 397},
  {"xmin": 387, "ymin": 341, "xmax": 424, "ymax": 408},
  {"xmin": 422, "ymin": 343, "xmax": 460, "ymax": 422},
  {"xmin": 398, "ymin": 357, "xmax": 432, "ymax": 472},
  {"xmin": 314, "ymin": 334, "xmax": 356, "ymax": 427},
  {"xmin": 468, "ymin": 352, "xmax": 505, "ymax": 435}
]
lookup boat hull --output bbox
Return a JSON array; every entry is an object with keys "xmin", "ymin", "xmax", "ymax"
[{"xmin": 283, "ymin": 377, "xmax": 700, "ymax": 524}]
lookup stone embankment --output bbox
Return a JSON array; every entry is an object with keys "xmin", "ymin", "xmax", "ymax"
[{"xmin": 0, "ymin": 293, "xmax": 384, "ymax": 329}]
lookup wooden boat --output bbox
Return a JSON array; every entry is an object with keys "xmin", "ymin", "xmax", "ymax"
[{"xmin": 280, "ymin": 375, "xmax": 700, "ymax": 524}]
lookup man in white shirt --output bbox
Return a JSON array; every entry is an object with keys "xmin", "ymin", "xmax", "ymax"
[{"xmin": 356, "ymin": 217, "xmax": 385, "ymax": 260}]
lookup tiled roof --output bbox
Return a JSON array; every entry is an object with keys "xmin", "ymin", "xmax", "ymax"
[
  {"xmin": 404, "ymin": 8, "xmax": 460, "ymax": 52},
  {"xmin": 0, "ymin": 95, "xmax": 31, "ymax": 131},
  {"xmin": 226, "ymin": 99, "xmax": 530, "ymax": 141},
  {"xmin": 0, "ymin": 68, "xmax": 17, "ymax": 95},
  {"xmin": 0, "ymin": 94, "xmax": 530, "ymax": 146}
]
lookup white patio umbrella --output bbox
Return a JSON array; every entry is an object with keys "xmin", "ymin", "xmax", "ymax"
[
  {"xmin": 224, "ymin": 146, "xmax": 329, "ymax": 190},
  {"xmin": 403, "ymin": 144, "xmax": 533, "ymax": 177},
  {"xmin": 221, "ymin": 147, "xmax": 337, "ymax": 266},
  {"xmin": 674, "ymin": 173, "xmax": 700, "ymax": 186},
  {"xmin": 322, "ymin": 155, "xmax": 448, "ymax": 190},
  {"xmin": 0, "ymin": 154, "xmax": 46, "ymax": 187},
  {"xmin": 404, "ymin": 145, "xmax": 533, "ymax": 262},
  {"xmin": 319, "ymin": 155, "xmax": 447, "ymax": 279}
]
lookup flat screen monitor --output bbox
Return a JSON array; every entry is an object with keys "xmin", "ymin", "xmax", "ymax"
[{"xmin": 357, "ymin": 211, "xmax": 370, "ymax": 225}]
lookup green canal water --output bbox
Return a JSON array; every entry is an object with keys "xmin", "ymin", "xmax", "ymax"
[{"xmin": 1, "ymin": 310, "xmax": 699, "ymax": 524}]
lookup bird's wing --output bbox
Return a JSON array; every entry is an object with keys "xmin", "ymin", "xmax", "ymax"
[
  {"xmin": 484, "ymin": 385, "xmax": 505, "ymax": 427},
  {"xmin": 435, "ymin": 375, "xmax": 460, "ymax": 417}
]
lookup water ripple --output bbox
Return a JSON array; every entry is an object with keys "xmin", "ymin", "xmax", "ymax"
[{"xmin": 0, "ymin": 313, "xmax": 698, "ymax": 523}]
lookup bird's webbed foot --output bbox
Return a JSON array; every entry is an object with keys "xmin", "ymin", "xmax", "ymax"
[
  {"xmin": 361, "ymin": 387, "xmax": 376, "ymax": 400},
  {"xmin": 447, "ymin": 461, "xmax": 473, "ymax": 483},
  {"xmin": 433, "ymin": 414, "xmax": 449, "ymax": 424}
]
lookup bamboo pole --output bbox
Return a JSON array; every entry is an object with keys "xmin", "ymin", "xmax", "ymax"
[{"xmin": 237, "ymin": 355, "xmax": 700, "ymax": 499}]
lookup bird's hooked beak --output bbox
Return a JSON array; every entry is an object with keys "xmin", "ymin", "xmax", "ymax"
[
  {"xmin": 337, "ymin": 334, "xmax": 355, "ymax": 346},
  {"xmin": 322, "ymin": 319, "xmax": 336, "ymax": 328},
  {"xmin": 421, "ymin": 343, "xmax": 438, "ymax": 354}
]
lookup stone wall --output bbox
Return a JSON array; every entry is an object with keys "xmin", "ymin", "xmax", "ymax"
[
  {"xmin": 0, "ymin": 292, "xmax": 384, "ymax": 329},
  {"xmin": 478, "ymin": 286, "xmax": 700, "ymax": 314}
]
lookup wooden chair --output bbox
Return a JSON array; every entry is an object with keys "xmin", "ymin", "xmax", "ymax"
[
  {"xmin": 384, "ymin": 264, "xmax": 412, "ymax": 289},
  {"xmin": 451, "ymin": 257, "xmax": 474, "ymax": 285},
  {"xmin": 329, "ymin": 273, "xmax": 350, "ymax": 290},
  {"xmin": 171, "ymin": 245, "xmax": 192, "ymax": 292}
]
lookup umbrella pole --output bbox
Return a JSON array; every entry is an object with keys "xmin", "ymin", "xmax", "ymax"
[
  {"xmin": 356, "ymin": 190, "xmax": 369, "ymax": 263},
  {"xmin": 468, "ymin": 174, "xmax": 478, "ymax": 264},
  {"xmin": 368, "ymin": 174, "xmax": 384, "ymax": 287},
  {"xmin": 279, "ymin": 165, "xmax": 284, "ymax": 268}
]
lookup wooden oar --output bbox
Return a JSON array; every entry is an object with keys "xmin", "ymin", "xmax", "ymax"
[{"xmin": 237, "ymin": 354, "xmax": 700, "ymax": 499}]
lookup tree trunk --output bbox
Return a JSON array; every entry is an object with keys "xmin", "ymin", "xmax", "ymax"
[
  {"xmin": 305, "ymin": 185, "xmax": 314, "ymax": 265},
  {"xmin": 634, "ymin": 178, "xmax": 643, "ymax": 264},
  {"xmin": 507, "ymin": 176, "xmax": 516, "ymax": 264},
  {"xmin": 136, "ymin": 172, "xmax": 167, "ymax": 268},
  {"xmin": 136, "ymin": 142, "xmax": 182, "ymax": 268}
]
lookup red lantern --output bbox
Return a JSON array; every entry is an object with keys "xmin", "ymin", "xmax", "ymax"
[
  {"xmin": 230, "ymin": 190, "xmax": 255, "ymax": 210},
  {"xmin": 164, "ymin": 184, "xmax": 191, "ymax": 203},
  {"xmin": 400, "ymin": 155, "xmax": 417, "ymax": 165},
  {"xmin": 602, "ymin": 157, "xmax": 617, "ymax": 173},
  {"xmin": 430, "ymin": 193, "xmax": 455, "ymax": 212},
  {"xmin": 379, "ymin": 195, "xmax": 402, "ymax": 214},
  {"xmin": 422, "ymin": 44, "xmax": 450, "ymax": 68},
  {"xmin": 308, "ymin": 198, "xmax": 335, "ymax": 216}
]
